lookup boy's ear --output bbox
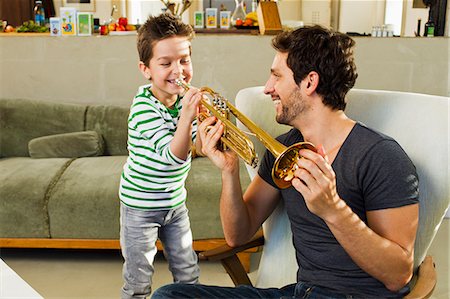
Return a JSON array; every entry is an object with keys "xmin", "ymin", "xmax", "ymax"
[{"xmin": 138, "ymin": 61, "xmax": 151, "ymax": 80}]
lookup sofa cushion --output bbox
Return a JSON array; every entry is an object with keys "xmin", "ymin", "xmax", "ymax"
[
  {"xmin": 47, "ymin": 156, "xmax": 127, "ymax": 239},
  {"xmin": 0, "ymin": 99, "xmax": 86, "ymax": 157},
  {"xmin": 0, "ymin": 157, "xmax": 72, "ymax": 238},
  {"xmin": 185, "ymin": 157, "xmax": 251, "ymax": 240},
  {"xmin": 85, "ymin": 105, "xmax": 129, "ymax": 156},
  {"xmin": 28, "ymin": 131, "xmax": 104, "ymax": 158}
]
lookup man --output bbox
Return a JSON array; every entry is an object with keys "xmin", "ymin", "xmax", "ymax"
[{"xmin": 152, "ymin": 25, "xmax": 419, "ymax": 298}]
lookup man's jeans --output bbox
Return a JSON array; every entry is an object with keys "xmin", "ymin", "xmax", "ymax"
[
  {"xmin": 120, "ymin": 203, "xmax": 199, "ymax": 299},
  {"xmin": 151, "ymin": 282, "xmax": 355, "ymax": 298}
]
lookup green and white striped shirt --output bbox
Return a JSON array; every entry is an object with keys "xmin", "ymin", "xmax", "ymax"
[{"xmin": 119, "ymin": 84, "xmax": 197, "ymax": 210}]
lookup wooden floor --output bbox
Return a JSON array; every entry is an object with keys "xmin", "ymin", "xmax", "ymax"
[{"xmin": 0, "ymin": 219, "xmax": 447, "ymax": 299}]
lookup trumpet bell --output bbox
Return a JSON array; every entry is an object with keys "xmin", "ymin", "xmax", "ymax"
[{"xmin": 272, "ymin": 142, "xmax": 317, "ymax": 189}]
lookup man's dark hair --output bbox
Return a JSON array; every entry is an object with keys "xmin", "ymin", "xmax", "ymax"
[
  {"xmin": 137, "ymin": 13, "xmax": 195, "ymax": 67},
  {"xmin": 272, "ymin": 25, "xmax": 358, "ymax": 111}
]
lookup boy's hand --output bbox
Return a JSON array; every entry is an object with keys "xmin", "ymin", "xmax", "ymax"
[{"xmin": 181, "ymin": 87, "xmax": 202, "ymax": 122}]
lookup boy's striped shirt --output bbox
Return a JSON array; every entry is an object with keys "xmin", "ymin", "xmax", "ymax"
[{"xmin": 119, "ymin": 85, "xmax": 197, "ymax": 210}]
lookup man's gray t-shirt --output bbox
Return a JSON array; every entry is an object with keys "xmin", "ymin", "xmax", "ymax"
[{"xmin": 258, "ymin": 122, "xmax": 419, "ymax": 298}]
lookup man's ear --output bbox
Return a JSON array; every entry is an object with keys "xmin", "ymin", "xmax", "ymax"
[
  {"xmin": 304, "ymin": 71, "xmax": 319, "ymax": 95},
  {"xmin": 138, "ymin": 61, "xmax": 151, "ymax": 80}
]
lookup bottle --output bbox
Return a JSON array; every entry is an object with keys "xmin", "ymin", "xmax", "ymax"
[
  {"xmin": 33, "ymin": 0, "xmax": 46, "ymax": 26},
  {"xmin": 424, "ymin": 18, "xmax": 435, "ymax": 37},
  {"xmin": 231, "ymin": 0, "xmax": 246, "ymax": 26},
  {"xmin": 251, "ymin": 0, "xmax": 258, "ymax": 12},
  {"xmin": 416, "ymin": 18, "xmax": 421, "ymax": 37}
]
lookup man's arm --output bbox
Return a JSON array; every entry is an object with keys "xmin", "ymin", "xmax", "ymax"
[
  {"xmin": 326, "ymin": 203, "xmax": 418, "ymax": 291},
  {"xmin": 221, "ymin": 173, "xmax": 280, "ymax": 247},
  {"xmin": 198, "ymin": 117, "xmax": 280, "ymax": 246},
  {"xmin": 293, "ymin": 148, "xmax": 418, "ymax": 291}
]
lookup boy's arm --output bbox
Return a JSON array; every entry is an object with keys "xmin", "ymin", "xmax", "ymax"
[{"xmin": 170, "ymin": 88, "xmax": 202, "ymax": 160}]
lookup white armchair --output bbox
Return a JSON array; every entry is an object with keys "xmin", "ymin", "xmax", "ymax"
[{"xmin": 199, "ymin": 87, "xmax": 449, "ymax": 298}]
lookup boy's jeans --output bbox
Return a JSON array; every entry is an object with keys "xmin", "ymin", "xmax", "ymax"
[{"xmin": 120, "ymin": 202, "xmax": 199, "ymax": 299}]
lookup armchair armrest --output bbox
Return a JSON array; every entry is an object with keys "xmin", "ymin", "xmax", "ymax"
[
  {"xmin": 199, "ymin": 230, "xmax": 264, "ymax": 286},
  {"xmin": 404, "ymin": 256, "xmax": 436, "ymax": 299},
  {"xmin": 199, "ymin": 230, "xmax": 264, "ymax": 261}
]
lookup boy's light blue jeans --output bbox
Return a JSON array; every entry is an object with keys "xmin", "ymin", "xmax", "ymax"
[{"xmin": 120, "ymin": 202, "xmax": 199, "ymax": 299}]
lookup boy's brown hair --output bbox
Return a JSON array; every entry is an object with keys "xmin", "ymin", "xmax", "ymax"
[{"xmin": 137, "ymin": 13, "xmax": 195, "ymax": 67}]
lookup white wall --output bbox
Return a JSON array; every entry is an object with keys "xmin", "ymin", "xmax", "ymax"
[
  {"xmin": 446, "ymin": 0, "xmax": 450, "ymax": 36},
  {"xmin": 339, "ymin": 0, "xmax": 385, "ymax": 34},
  {"xmin": 301, "ymin": 0, "xmax": 331, "ymax": 27},
  {"xmin": 403, "ymin": 0, "xmax": 429, "ymax": 37},
  {"xmin": 1, "ymin": 34, "xmax": 448, "ymax": 107}
]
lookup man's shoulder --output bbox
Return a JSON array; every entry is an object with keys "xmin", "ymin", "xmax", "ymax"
[
  {"xmin": 349, "ymin": 122, "xmax": 401, "ymax": 151},
  {"xmin": 349, "ymin": 122, "xmax": 412, "ymax": 164},
  {"xmin": 352, "ymin": 122, "xmax": 394, "ymax": 142}
]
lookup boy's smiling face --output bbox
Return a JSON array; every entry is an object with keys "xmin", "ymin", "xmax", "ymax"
[{"xmin": 140, "ymin": 36, "xmax": 193, "ymax": 105}]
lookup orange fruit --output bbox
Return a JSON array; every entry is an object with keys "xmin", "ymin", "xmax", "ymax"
[{"xmin": 244, "ymin": 18, "xmax": 253, "ymax": 26}]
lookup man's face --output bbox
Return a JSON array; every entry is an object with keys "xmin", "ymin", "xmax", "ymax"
[{"xmin": 264, "ymin": 52, "xmax": 308, "ymax": 125}]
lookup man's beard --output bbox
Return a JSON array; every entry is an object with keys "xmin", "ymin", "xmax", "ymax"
[{"xmin": 276, "ymin": 87, "xmax": 307, "ymax": 125}]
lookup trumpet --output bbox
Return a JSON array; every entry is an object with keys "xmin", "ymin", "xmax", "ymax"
[{"xmin": 176, "ymin": 79, "xmax": 317, "ymax": 189}]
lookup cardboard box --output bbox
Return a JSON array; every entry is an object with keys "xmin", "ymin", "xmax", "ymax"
[
  {"xmin": 220, "ymin": 11, "xmax": 231, "ymax": 29},
  {"xmin": 77, "ymin": 12, "xmax": 93, "ymax": 36},
  {"xmin": 50, "ymin": 17, "xmax": 61, "ymax": 36},
  {"xmin": 60, "ymin": 7, "xmax": 77, "ymax": 35},
  {"xmin": 194, "ymin": 11, "xmax": 204, "ymax": 29},
  {"xmin": 205, "ymin": 8, "xmax": 217, "ymax": 29}
]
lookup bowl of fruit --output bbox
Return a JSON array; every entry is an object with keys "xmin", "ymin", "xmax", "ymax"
[
  {"xmin": 234, "ymin": 11, "xmax": 258, "ymax": 29},
  {"xmin": 106, "ymin": 17, "xmax": 137, "ymax": 35}
]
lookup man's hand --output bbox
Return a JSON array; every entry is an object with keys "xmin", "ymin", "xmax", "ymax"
[
  {"xmin": 291, "ymin": 146, "xmax": 343, "ymax": 222},
  {"xmin": 198, "ymin": 117, "xmax": 239, "ymax": 173}
]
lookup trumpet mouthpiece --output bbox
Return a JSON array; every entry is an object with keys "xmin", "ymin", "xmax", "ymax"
[{"xmin": 175, "ymin": 79, "xmax": 189, "ymax": 90}]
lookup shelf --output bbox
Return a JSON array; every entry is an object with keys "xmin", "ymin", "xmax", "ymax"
[
  {"xmin": 0, "ymin": 32, "xmax": 50, "ymax": 36},
  {"xmin": 194, "ymin": 28, "xmax": 259, "ymax": 35}
]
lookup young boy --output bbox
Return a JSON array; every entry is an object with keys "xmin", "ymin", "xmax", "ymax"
[{"xmin": 119, "ymin": 13, "xmax": 203, "ymax": 298}]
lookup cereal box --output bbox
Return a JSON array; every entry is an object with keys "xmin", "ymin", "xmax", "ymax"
[
  {"xmin": 50, "ymin": 17, "xmax": 61, "ymax": 36},
  {"xmin": 60, "ymin": 7, "xmax": 77, "ymax": 35},
  {"xmin": 77, "ymin": 12, "xmax": 93, "ymax": 36}
]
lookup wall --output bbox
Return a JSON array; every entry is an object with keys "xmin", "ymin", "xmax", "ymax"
[
  {"xmin": 0, "ymin": 34, "xmax": 448, "ymax": 108},
  {"xmin": 58, "ymin": 0, "xmax": 449, "ymax": 37},
  {"xmin": 339, "ymin": 0, "xmax": 385, "ymax": 34},
  {"xmin": 403, "ymin": 0, "xmax": 430, "ymax": 37}
]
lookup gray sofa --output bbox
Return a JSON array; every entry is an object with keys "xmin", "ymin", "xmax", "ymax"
[{"xmin": 0, "ymin": 98, "xmax": 253, "ymax": 269}]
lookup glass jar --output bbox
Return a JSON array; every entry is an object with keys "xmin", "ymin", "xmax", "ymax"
[{"xmin": 231, "ymin": 0, "xmax": 246, "ymax": 26}]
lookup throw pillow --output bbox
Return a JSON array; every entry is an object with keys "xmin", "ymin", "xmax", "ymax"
[{"xmin": 29, "ymin": 131, "xmax": 104, "ymax": 158}]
